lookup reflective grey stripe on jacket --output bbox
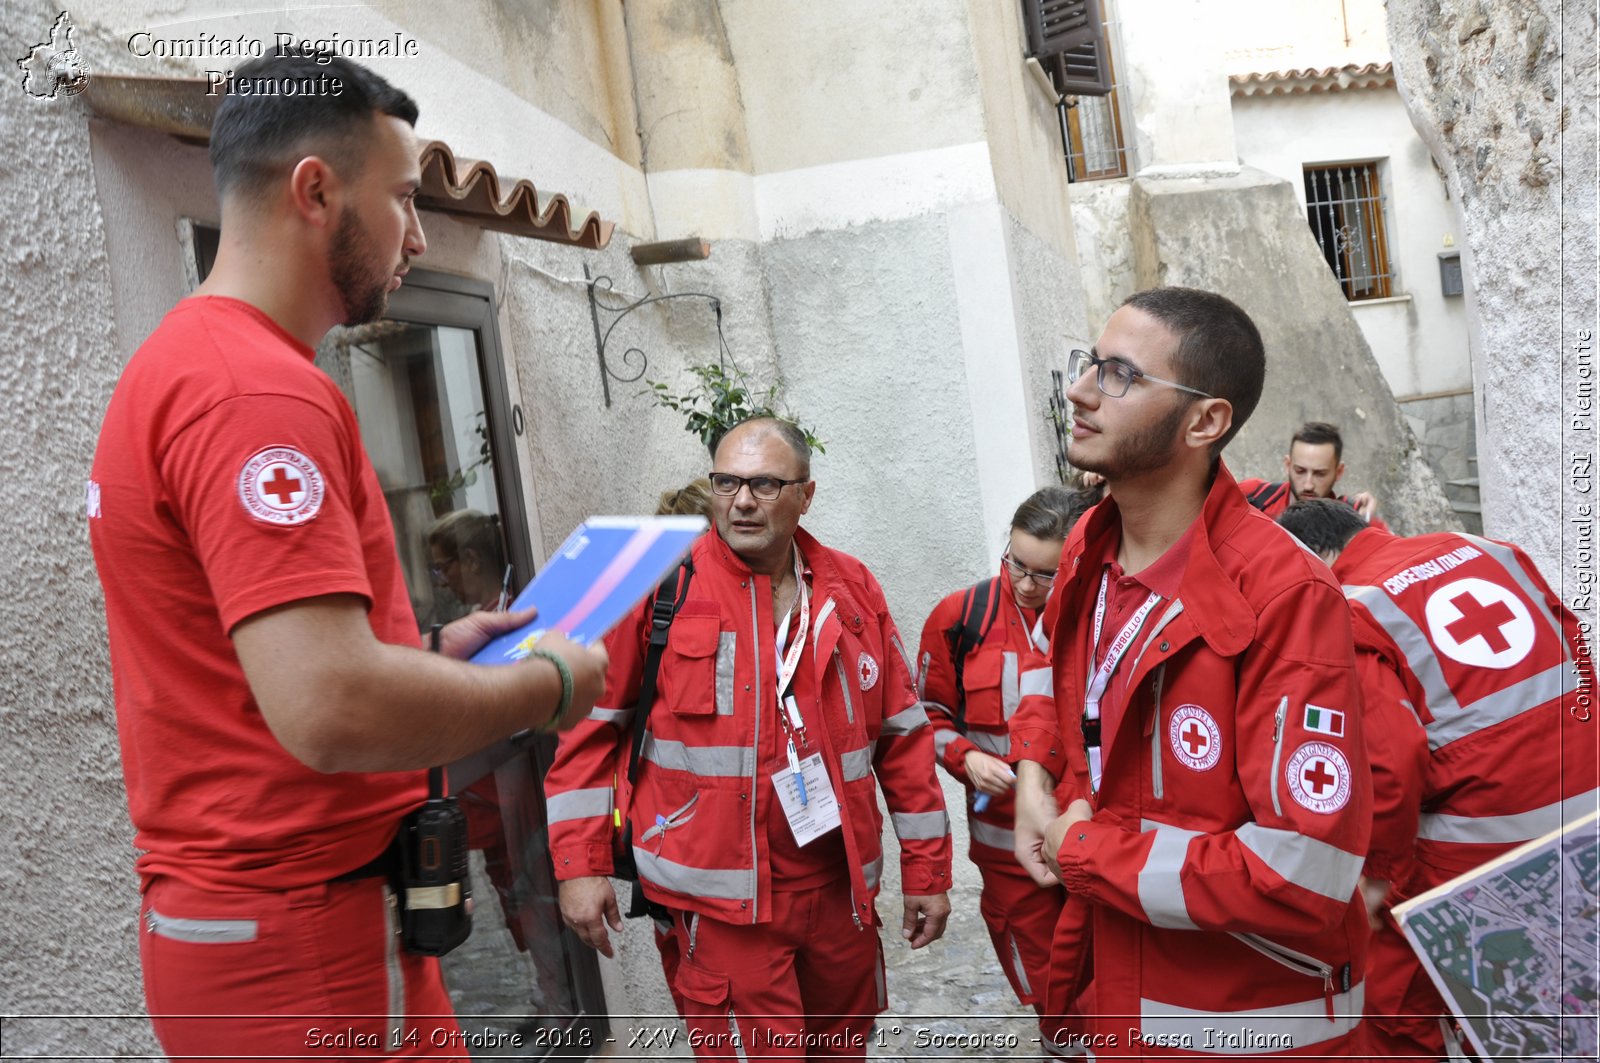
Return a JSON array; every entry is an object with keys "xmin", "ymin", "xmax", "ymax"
[
  {"xmin": 1001, "ymin": 651, "xmax": 1021, "ymax": 720},
  {"xmin": 968, "ymin": 730, "xmax": 1010, "ymax": 756},
  {"xmin": 864, "ymin": 855, "xmax": 883, "ymax": 892},
  {"xmin": 892, "ymin": 810, "xmax": 950, "ymax": 840},
  {"xmin": 634, "ymin": 849, "xmax": 756, "ymax": 901},
  {"xmin": 1136, "ymin": 819, "xmax": 1201, "ymax": 929},
  {"xmin": 1419, "ymin": 787, "xmax": 1600, "ymax": 845},
  {"xmin": 880, "ymin": 703, "xmax": 930, "ymax": 736},
  {"xmin": 643, "ymin": 737, "xmax": 755, "ymax": 777},
  {"xmin": 840, "ymin": 744, "xmax": 874, "ymax": 782},
  {"xmin": 1138, "ymin": 983, "xmax": 1364, "ymax": 1052},
  {"xmin": 1235, "ymin": 822, "xmax": 1364, "ymax": 900},
  {"xmin": 1345, "ymin": 556, "xmax": 1575, "ymax": 751},
  {"xmin": 970, "ymin": 819, "xmax": 1015, "ymax": 851},
  {"xmin": 546, "ymin": 786, "xmax": 612, "ymax": 825},
  {"xmin": 715, "ymin": 632, "xmax": 737, "ymax": 715},
  {"xmin": 932, "ymin": 726, "xmax": 962, "ymax": 758},
  {"xmin": 1019, "ymin": 666, "xmax": 1053, "ymax": 700},
  {"xmin": 588, "ymin": 705, "xmax": 632, "ymax": 727}
]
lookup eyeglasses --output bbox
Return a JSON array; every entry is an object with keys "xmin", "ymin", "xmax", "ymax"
[
  {"xmin": 429, "ymin": 557, "xmax": 457, "ymax": 582},
  {"xmin": 708, "ymin": 472, "xmax": 809, "ymax": 501},
  {"xmin": 1067, "ymin": 349, "xmax": 1214, "ymax": 400},
  {"xmin": 1002, "ymin": 550, "xmax": 1057, "ymax": 587}
]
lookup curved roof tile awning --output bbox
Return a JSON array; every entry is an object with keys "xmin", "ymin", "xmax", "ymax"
[
  {"xmin": 1229, "ymin": 62, "xmax": 1395, "ymax": 97},
  {"xmin": 417, "ymin": 140, "xmax": 611, "ymax": 249},
  {"xmin": 81, "ymin": 74, "xmax": 612, "ymax": 249}
]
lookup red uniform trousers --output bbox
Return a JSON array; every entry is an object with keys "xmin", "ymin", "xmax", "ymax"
[
  {"xmin": 665, "ymin": 877, "xmax": 885, "ymax": 1061},
  {"xmin": 140, "ymin": 875, "xmax": 463, "ymax": 1061},
  {"xmin": 975, "ymin": 861, "xmax": 1062, "ymax": 1010},
  {"xmin": 1365, "ymin": 912, "xmax": 1449, "ymax": 1060}
]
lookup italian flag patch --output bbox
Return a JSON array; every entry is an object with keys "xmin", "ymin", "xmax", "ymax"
[{"xmin": 1303, "ymin": 704, "xmax": 1346, "ymax": 737}]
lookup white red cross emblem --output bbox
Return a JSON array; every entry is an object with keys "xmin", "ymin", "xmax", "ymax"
[
  {"xmin": 1423, "ymin": 577, "xmax": 1535, "ymax": 670},
  {"xmin": 1168, "ymin": 703, "xmax": 1222, "ymax": 771},
  {"xmin": 1284, "ymin": 741, "xmax": 1352, "ymax": 815},
  {"xmin": 858, "ymin": 652, "xmax": 880, "ymax": 691},
  {"xmin": 237, "ymin": 445, "xmax": 325, "ymax": 526}
]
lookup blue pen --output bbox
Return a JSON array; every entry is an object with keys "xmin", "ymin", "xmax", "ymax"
[{"xmin": 973, "ymin": 793, "xmax": 991, "ymax": 813}]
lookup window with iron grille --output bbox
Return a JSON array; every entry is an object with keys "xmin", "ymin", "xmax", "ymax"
[
  {"xmin": 1303, "ymin": 162, "xmax": 1394, "ymax": 300},
  {"xmin": 1022, "ymin": 0, "xmax": 1127, "ymax": 181}
]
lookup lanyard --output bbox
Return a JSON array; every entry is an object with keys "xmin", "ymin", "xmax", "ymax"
[
  {"xmin": 773, "ymin": 548, "xmax": 810, "ymax": 734},
  {"xmin": 1013, "ymin": 597, "xmax": 1048, "ymax": 654},
  {"xmin": 1082, "ymin": 568, "xmax": 1160, "ymax": 789}
]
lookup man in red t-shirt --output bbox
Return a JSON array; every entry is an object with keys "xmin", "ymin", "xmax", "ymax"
[
  {"xmin": 1237, "ymin": 420, "xmax": 1388, "ymax": 530},
  {"xmin": 88, "ymin": 53, "xmax": 608, "ymax": 1061}
]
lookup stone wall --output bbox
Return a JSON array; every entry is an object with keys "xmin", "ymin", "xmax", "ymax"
[{"xmin": 1386, "ymin": 0, "xmax": 1596, "ymax": 599}]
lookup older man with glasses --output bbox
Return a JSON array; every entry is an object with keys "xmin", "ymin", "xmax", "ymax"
[{"xmin": 545, "ymin": 415, "xmax": 951, "ymax": 1060}]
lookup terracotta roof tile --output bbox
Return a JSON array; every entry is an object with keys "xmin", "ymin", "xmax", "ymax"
[{"xmin": 1229, "ymin": 61, "xmax": 1394, "ymax": 96}]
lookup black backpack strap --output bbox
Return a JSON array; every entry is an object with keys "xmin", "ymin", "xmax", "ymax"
[
  {"xmin": 945, "ymin": 575, "xmax": 1003, "ymax": 734},
  {"xmin": 627, "ymin": 557, "xmax": 694, "ymax": 786},
  {"xmin": 1245, "ymin": 481, "xmax": 1286, "ymax": 511}
]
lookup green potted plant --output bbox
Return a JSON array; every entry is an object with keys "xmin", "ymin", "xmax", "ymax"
[{"xmin": 645, "ymin": 361, "xmax": 824, "ymax": 457}]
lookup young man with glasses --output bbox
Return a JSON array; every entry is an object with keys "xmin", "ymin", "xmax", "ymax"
[
  {"xmin": 1009, "ymin": 288, "xmax": 1375, "ymax": 1059},
  {"xmin": 915, "ymin": 485, "xmax": 1094, "ymax": 1020},
  {"xmin": 546, "ymin": 416, "xmax": 951, "ymax": 1060}
]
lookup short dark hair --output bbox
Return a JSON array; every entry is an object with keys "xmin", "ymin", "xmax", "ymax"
[
  {"xmin": 715, "ymin": 416, "xmax": 812, "ymax": 479},
  {"xmin": 1010, "ymin": 485, "xmax": 1099, "ymax": 540},
  {"xmin": 1292, "ymin": 421, "xmax": 1344, "ymax": 463},
  {"xmin": 1277, "ymin": 498, "xmax": 1367, "ymax": 557},
  {"xmin": 209, "ymin": 51, "xmax": 418, "ymax": 203},
  {"xmin": 1120, "ymin": 287, "xmax": 1265, "ymax": 455}
]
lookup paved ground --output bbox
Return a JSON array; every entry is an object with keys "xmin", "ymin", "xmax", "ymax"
[{"xmin": 439, "ymin": 773, "xmax": 1046, "ymax": 1060}]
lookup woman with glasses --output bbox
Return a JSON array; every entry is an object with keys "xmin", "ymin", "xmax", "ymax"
[{"xmin": 914, "ymin": 484, "xmax": 1098, "ymax": 1017}]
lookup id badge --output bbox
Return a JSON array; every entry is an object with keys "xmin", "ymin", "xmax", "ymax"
[{"xmin": 771, "ymin": 752, "xmax": 841, "ymax": 846}]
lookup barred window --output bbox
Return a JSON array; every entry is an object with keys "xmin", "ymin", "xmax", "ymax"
[
  {"xmin": 1027, "ymin": 0, "xmax": 1128, "ymax": 181},
  {"xmin": 1303, "ymin": 161, "xmax": 1394, "ymax": 300}
]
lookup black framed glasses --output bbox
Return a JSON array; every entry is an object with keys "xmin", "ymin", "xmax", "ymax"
[
  {"xmin": 1067, "ymin": 348, "xmax": 1214, "ymax": 400},
  {"xmin": 1002, "ymin": 550, "xmax": 1057, "ymax": 587},
  {"xmin": 708, "ymin": 472, "xmax": 809, "ymax": 501}
]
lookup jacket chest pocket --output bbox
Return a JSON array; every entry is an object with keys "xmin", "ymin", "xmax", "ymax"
[
  {"xmin": 660, "ymin": 613, "xmax": 736, "ymax": 717},
  {"xmin": 959, "ymin": 648, "xmax": 1012, "ymax": 729}
]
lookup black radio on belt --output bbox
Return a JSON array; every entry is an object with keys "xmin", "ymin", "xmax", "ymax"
[{"xmin": 395, "ymin": 625, "xmax": 473, "ymax": 957}]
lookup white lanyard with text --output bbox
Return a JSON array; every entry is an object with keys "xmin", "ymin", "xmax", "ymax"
[
  {"xmin": 1082, "ymin": 568, "xmax": 1161, "ymax": 791},
  {"xmin": 773, "ymin": 549, "xmax": 813, "ymax": 802},
  {"xmin": 1014, "ymin": 598, "xmax": 1048, "ymax": 654}
]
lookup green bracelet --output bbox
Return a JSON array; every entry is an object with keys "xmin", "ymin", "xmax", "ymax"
[{"xmin": 530, "ymin": 647, "xmax": 574, "ymax": 732}]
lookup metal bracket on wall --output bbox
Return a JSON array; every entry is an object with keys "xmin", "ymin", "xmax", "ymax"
[
  {"xmin": 1049, "ymin": 368, "xmax": 1073, "ymax": 484},
  {"xmin": 585, "ymin": 265, "xmax": 723, "ymax": 408}
]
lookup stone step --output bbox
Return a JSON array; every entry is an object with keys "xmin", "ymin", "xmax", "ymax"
[
  {"xmin": 1447, "ymin": 477, "xmax": 1480, "ymax": 488},
  {"xmin": 1451, "ymin": 500, "xmax": 1483, "ymax": 515}
]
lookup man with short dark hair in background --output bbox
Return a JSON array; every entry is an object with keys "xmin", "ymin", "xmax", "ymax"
[
  {"xmin": 1239, "ymin": 420, "xmax": 1387, "ymax": 528},
  {"xmin": 1277, "ymin": 497, "xmax": 1597, "ymax": 1060},
  {"xmin": 88, "ymin": 52, "xmax": 608, "ymax": 1058},
  {"xmin": 547, "ymin": 416, "xmax": 952, "ymax": 1060},
  {"xmin": 1009, "ymin": 288, "xmax": 1374, "ymax": 1059}
]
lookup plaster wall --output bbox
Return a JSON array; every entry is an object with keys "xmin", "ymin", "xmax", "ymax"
[
  {"xmin": 1116, "ymin": 0, "xmax": 1239, "ymax": 173},
  {"xmin": 1220, "ymin": 0, "xmax": 1391, "ymax": 72},
  {"xmin": 1231, "ymin": 88, "xmax": 1472, "ymax": 400},
  {"xmin": 1386, "ymin": 0, "xmax": 1595, "ymax": 600},
  {"xmin": 1128, "ymin": 167, "xmax": 1459, "ymax": 535},
  {"xmin": 1067, "ymin": 177, "xmax": 1138, "ymax": 334}
]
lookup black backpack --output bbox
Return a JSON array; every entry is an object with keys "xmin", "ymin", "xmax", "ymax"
[{"xmin": 942, "ymin": 576, "xmax": 1004, "ymax": 734}]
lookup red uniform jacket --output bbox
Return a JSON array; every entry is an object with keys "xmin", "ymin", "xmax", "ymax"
[
  {"xmin": 543, "ymin": 526, "xmax": 952, "ymax": 927},
  {"xmin": 1333, "ymin": 527, "xmax": 1597, "ymax": 892},
  {"xmin": 1237, "ymin": 477, "xmax": 1391, "ymax": 533},
  {"xmin": 1012, "ymin": 464, "xmax": 1373, "ymax": 1058},
  {"xmin": 917, "ymin": 573, "xmax": 1053, "ymax": 871}
]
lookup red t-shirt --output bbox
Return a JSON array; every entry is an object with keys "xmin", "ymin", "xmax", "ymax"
[
  {"xmin": 89, "ymin": 296, "xmax": 426, "ymax": 892},
  {"xmin": 1088, "ymin": 525, "xmax": 1193, "ymax": 744}
]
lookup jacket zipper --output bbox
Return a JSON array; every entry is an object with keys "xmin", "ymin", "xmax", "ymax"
[
  {"xmin": 1149, "ymin": 664, "xmax": 1167, "ymax": 800},
  {"xmin": 834, "ymin": 653, "xmax": 856, "ymax": 725},
  {"xmin": 686, "ymin": 911, "xmax": 701, "ymax": 960},
  {"xmin": 747, "ymin": 580, "xmax": 762, "ymax": 924},
  {"xmin": 1269, "ymin": 696, "xmax": 1289, "ymax": 817},
  {"xmin": 638, "ymin": 794, "xmax": 699, "ymax": 845},
  {"xmin": 1232, "ymin": 931, "xmax": 1337, "ymax": 1020}
]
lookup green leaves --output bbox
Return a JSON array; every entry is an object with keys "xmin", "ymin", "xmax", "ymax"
[{"xmin": 644, "ymin": 363, "xmax": 825, "ymax": 454}]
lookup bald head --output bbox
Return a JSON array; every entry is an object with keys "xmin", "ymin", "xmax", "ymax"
[{"xmin": 715, "ymin": 417, "xmax": 812, "ymax": 480}]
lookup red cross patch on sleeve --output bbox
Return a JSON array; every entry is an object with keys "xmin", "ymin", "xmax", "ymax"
[{"xmin": 237, "ymin": 446, "xmax": 325, "ymax": 527}]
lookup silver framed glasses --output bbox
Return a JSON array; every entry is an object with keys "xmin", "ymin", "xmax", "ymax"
[
  {"xmin": 1067, "ymin": 348, "xmax": 1214, "ymax": 400},
  {"xmin": 1002, "ymin": 550, "xmax": 1057, "ymax": 587}
]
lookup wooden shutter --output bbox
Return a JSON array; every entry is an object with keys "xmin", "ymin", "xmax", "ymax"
[{"xmin": 1024, "ymin": 0, "xmax": 1114, "ymax": 96}]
